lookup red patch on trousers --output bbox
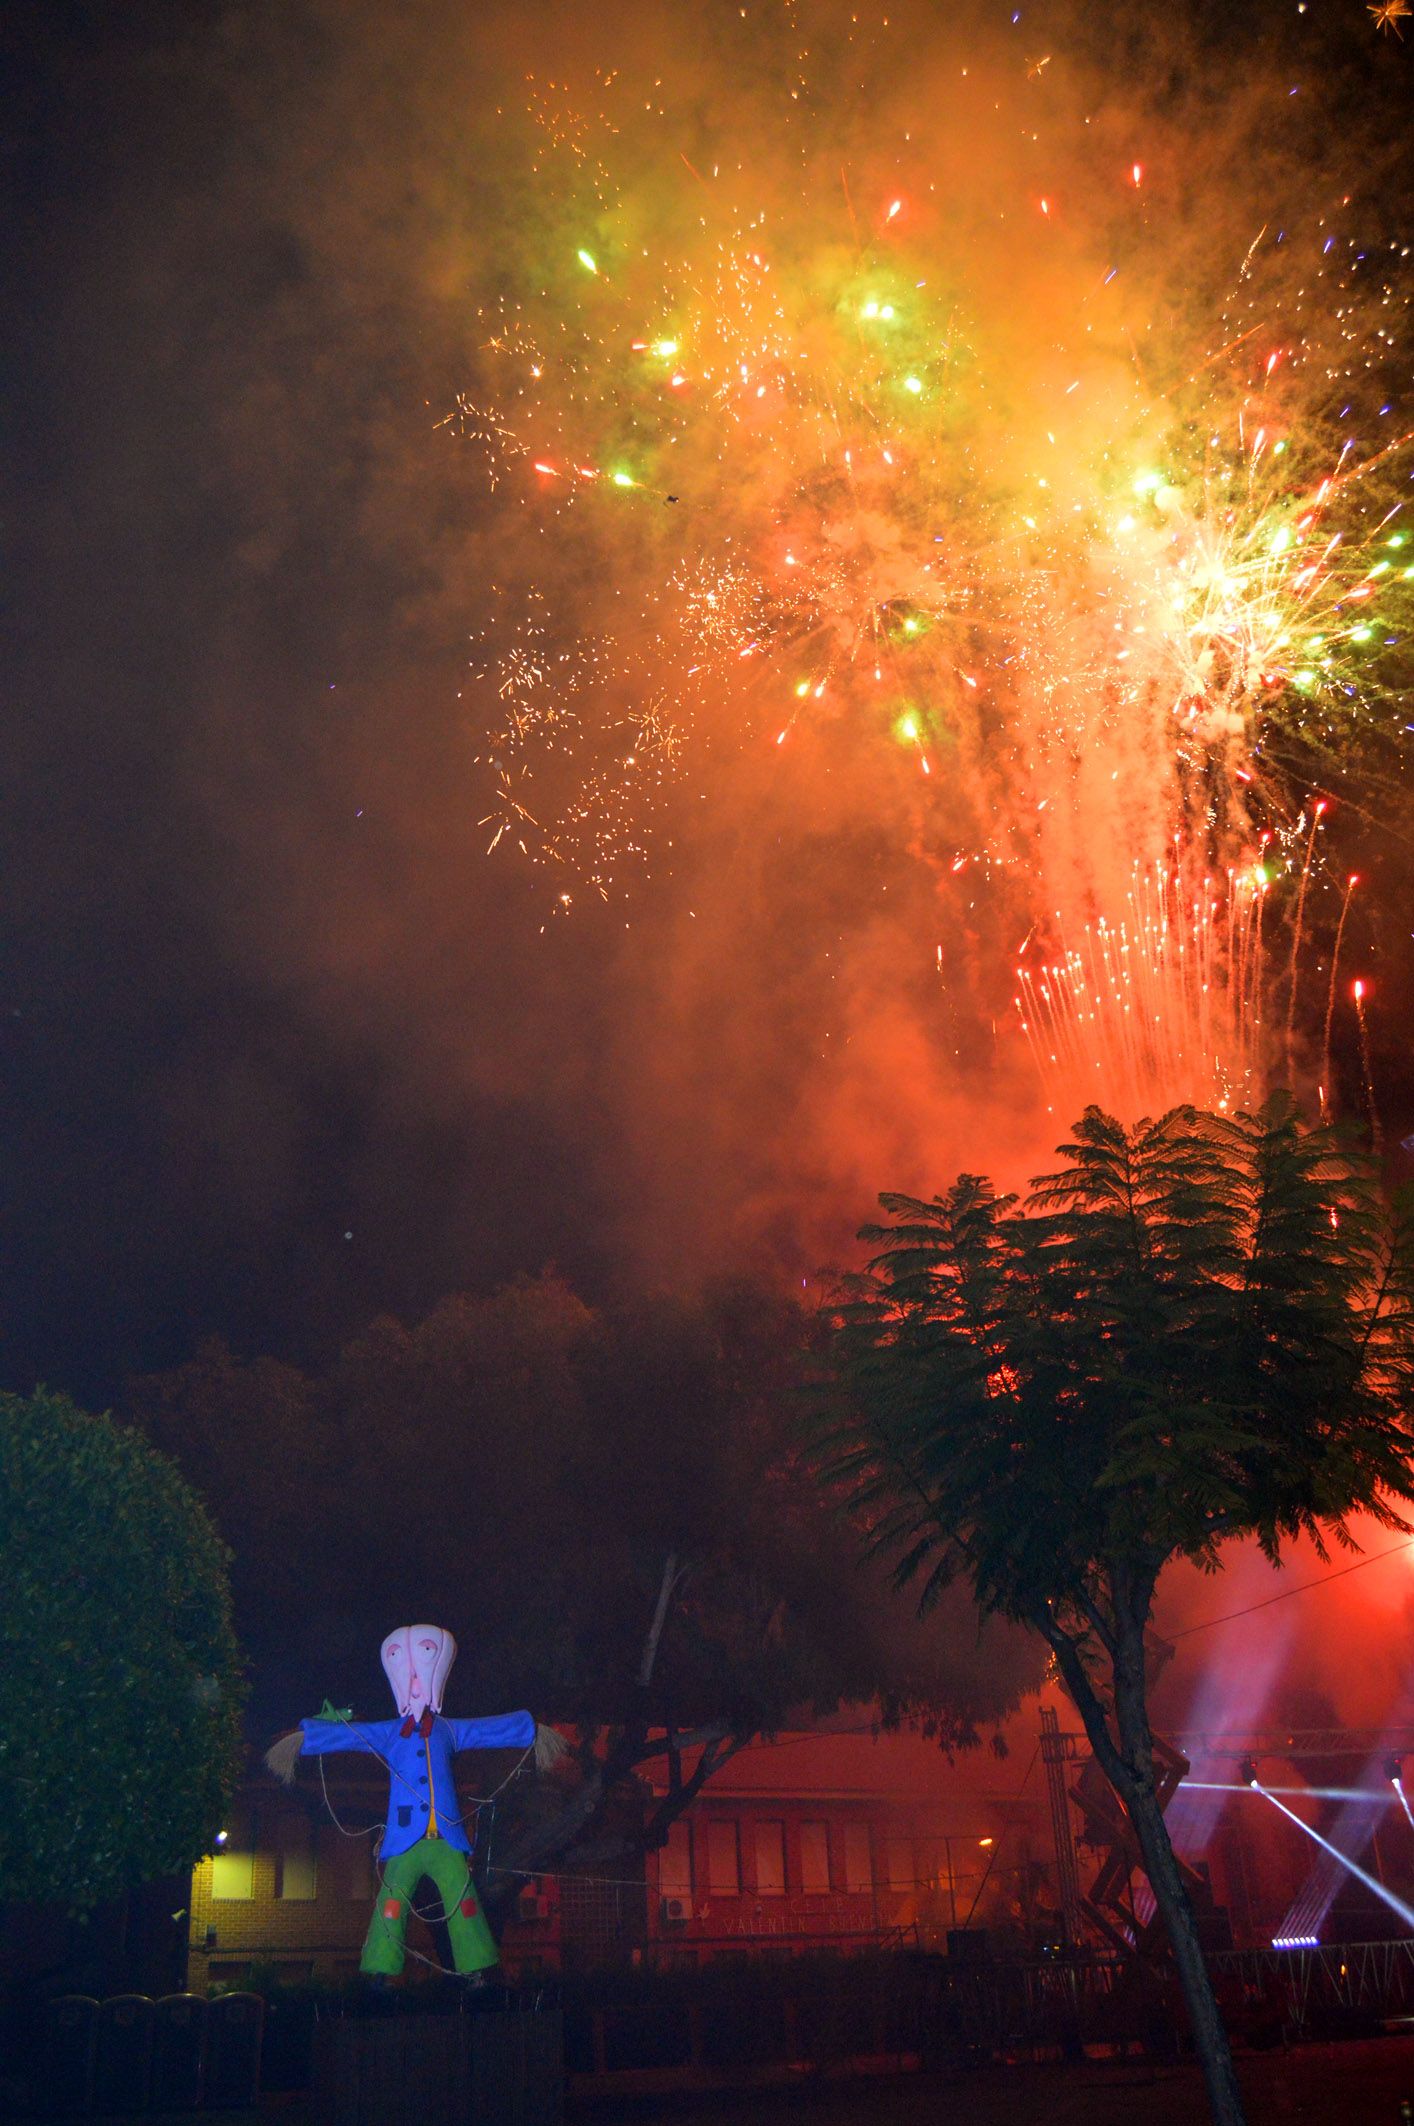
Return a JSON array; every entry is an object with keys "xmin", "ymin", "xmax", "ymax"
[
  {"xmin": 460, "ymin": 1897, "xmax": 479, "ymax": 1919},
  {"xmin": 382, "ymin": 1899, "xmax": 402, "ymax": 1920}
]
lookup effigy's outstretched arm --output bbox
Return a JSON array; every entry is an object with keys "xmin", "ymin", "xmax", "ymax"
[
  {"xmin": 441, "ymin": 1711, "xmax": 568, "ymax": 1768},
  {"xmin": 265, "ymin": 1709, "xmax": 396, "ymax": 1784}
]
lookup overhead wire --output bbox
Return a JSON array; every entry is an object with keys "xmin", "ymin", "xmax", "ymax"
[{"xmin": 1168, "ymin": 1536, "xmax": 1414, "ymax": 1640}]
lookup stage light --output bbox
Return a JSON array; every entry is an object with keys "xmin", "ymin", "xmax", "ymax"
[
  {"xmin": 1389, "ymin": 1759, "xmax": 1414, "ymax": 1830},
  {"xmin": 1271, "ymin": 1934, "xmax": 1320, "ymax": 1950},
  {"xmin": 1240, "ymin": 1757, "xmax": 1260, "ymax": 1788}
]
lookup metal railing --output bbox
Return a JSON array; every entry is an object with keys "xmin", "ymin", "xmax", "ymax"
[{"xmin": 1208, "ymin": 1936, "xmax": 1414, "ymax": 2020}]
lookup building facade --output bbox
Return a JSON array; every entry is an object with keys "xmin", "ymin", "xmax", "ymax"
[
  {"xmin": 186, "ymin": 1722, "xmax": 1038, "ymax": 1990},
  {"xmin": 188, "ymin": 1708, "xmax": 1411, "ymax": 1989}
]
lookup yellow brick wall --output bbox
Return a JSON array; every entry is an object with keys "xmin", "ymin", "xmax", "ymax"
[
  {"xmin": 188, "ymin": 1789, "xmax": 382, "ymax": 1990},
  {"xmin": 186, "ymin": 1778, "xmax": 554, "ymax": 1990}
]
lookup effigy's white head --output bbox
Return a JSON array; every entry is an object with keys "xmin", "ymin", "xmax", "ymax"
[{"xmin": 381, "ymin": 1624, "xmax": 457, "ymax": 1717}]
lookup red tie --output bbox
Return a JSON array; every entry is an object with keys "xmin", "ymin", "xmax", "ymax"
[{"xmin": 400, "ymin": 1709, "xmax": 435, "ymax": 1739}]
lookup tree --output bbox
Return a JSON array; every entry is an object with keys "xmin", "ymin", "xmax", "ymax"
[
  {"xmin": 815, "ymin": 1098, "xmax": 1414, "ymax": 2126},
  {"xmin": 125, "ymin": 1342, "xmax": 324, "ymax": 1701},
  {"xmin": 0, "ymin": 1390, "xmax": 245, "ymax": 1910},
  {"xmin": 475, "ymin": 1281, "xmax": 1039, "ymax": 1895},
  {"xmin": 130, "ymin": 1276, "xmax": 1041, "ymax": 1901}
]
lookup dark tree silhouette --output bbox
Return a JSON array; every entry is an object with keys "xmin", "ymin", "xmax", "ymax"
[
  {"xmin": 130, "ymin": 1276, "xmax": 1041, "ymax": 1901},
  {"xmin": 816, "ymin": 1097, "xmax": 1414, "ymax": 2126}
]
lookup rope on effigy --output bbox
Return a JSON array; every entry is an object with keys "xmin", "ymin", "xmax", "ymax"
[
  {"xmin": 317, "ymin": 1754, "xmax": 384, "ymax": 1840},
  {"xmin": 313, "ymin": 1725, "xmax": 537, "ymax": 1977},
  {"xmin": 308, "ymin": 1718, "xmax": 534, "ymax": 1851}
]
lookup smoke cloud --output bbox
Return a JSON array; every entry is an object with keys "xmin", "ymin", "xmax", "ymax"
[{"xmin": 7, "ymin": 0, "xmax": 1412, "ymax": 1497}]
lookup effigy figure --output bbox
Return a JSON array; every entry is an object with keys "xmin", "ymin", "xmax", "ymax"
[{"xmin": 267, "ymin": 1622, "xmax": 563, "ymax": 1979}]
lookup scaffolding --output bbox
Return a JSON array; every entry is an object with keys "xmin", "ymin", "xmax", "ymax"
[
  {"xmin": 1041, "ymin": 1712, "xmax": 1414, "ymax": 1957},
  {"xmin": 1039, "ymin": 1707, "xmax": 1083, "ymax": 1947}
]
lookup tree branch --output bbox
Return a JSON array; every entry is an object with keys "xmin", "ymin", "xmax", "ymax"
[
  {"xmin": 485, "ymin": 1552, "xmax": 742, "ymax": 1897},
  {"xmin": 644, "ymin": 1731, "xmax": 748, "ymax": 1845},
  {"xmin": 636, "ymin": 1722, "xmax": 734, "ymax": 1760},
  {"xmin": 638, "ymin": 1550, "xmax": 681, "ymax": 1689},
  {"xmin": 1071, "ymin": 1582, "xmax": 1118, "ymax": 1657}
]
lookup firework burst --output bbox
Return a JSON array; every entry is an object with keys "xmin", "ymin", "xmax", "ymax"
[{"xmin": 448, "ymin": 8, "xmax": 1411, "ymax": 1109}]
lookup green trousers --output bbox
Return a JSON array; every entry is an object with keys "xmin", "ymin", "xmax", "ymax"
[{"xmin": 361, "ymin": 1837, "xmax": 499, "ymax": 1976}]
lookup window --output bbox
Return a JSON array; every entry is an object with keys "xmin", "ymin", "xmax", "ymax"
[
  {"xmin": 799, "ymin": 1821, "xmax": 830, "ymax": 1894},
  {"xmin": 706, "ymin": 1819, "xmax": 741, "ymax": 1895},
  {"xmin": 843, "ymin": 1822, "xmax": 872, "ymax": 1894},
  {"xmin": 754, "ymin": 1821, "xmax": 786, "ymax": 1896},
  {"xmin": 319, "ymin": 1827, "xmax": 375, "ymax": 1900},
  {"xmin": 917, "ymin": 1837, "xmax": 950, "ymax": 1892},
  {"xmin": 206, "ymin": 1962, "xmax": 252, "ymax": 1990},
  {"xmin": 275, "ymin": 1812, "xmax": 316, "ymax": 1900},
  {"xmin": 887, "ymin": 1835, "xmax": 914, "ymax": 1894},
  {"xmin": 211, "ymin": 1811, "xmax": 255, "ymax": 1900},
  {"xmin": 658, "ymin": 1818, "xmax": 692, "ymax": 1901}
]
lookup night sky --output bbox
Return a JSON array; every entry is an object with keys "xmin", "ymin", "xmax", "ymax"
[
  {"xmin": 7, "ymin": 0, "xmax": 1414, "ymax": 1413},
  {"xmin": 8, "ymin": 2, "xmax": 629, "ymax": 1402}
]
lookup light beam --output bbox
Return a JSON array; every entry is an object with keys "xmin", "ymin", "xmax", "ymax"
[{"xmin": 1255, "ymin": 1782, "xmax": 1414, "ymax": 1934}]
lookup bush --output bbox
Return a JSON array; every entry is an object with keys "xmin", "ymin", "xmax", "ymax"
[{"xmin": 0, "ymin": 1389, "xmax": 245, "ymax": 1907}]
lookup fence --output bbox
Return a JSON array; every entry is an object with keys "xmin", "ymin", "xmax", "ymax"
[
  {"xmin": 564, "ymin": 1939, "xmax": 1414, "ymax": 2078},
  {"xmin": 25, "ymin": 1938, "xmax": 1414, "ymax": 2112},
  {"xmin": 1210, "ymin": 1938, "xmax": 1414, "ymax": 2032},
  {"xmin": 560, "ymin": 1948, "xmax": 1144, "ymax": 2076}
]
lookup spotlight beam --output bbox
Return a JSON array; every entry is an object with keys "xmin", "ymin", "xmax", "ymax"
[
  {"xmin": 1254, "ymin": 1784, "xmax": 1414, "ymax": 1933},
  {"xmin": 1394, "ymin": 1777, "xmax": 1414, "ymax": 1833},
  {"xmin": 1184, "ymin": 1780, "xmax": 1400, "ymax": 1803}
]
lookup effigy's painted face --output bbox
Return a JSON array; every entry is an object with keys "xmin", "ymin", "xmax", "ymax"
[{"xmin": 381, "ymin": 1623, "xmax": 457, "ymax": 1717}]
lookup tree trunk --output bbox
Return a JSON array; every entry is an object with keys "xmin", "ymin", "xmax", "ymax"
[
  {"xmin": 1125, "ymin": 1772, "xmax": 1245, "ymax": 2126},
  {"xmin": 1110, "ymin": 1615, "xmax": 1247, "ymax": 2126},
  {"xmin": 1047, "ymin": 1605, "xmax": 1247, "ymax": 2126},
  {"xmin": 487, "ymin": 1722, "xmax": 748, "ymax": 1915}
]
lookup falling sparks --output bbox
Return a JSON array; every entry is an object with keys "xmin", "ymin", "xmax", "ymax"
[
  {"xmin": 1369, "ymin": 0, "xmax": 1411, "ymax": 36},
  {"xmin": 446, "ymin": 13, "xmax": 1410, "ymax": 1108},
  {"xmin": 1015, "ymin": 863, "xmax": 1272, "ymax": 1116},
  {"xmin": 1353, "ymin": 974, "xmax": 1383, "ymax": 1155}
]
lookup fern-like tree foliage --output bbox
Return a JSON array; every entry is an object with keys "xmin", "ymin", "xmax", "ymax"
[{"xmin": 816, "ymin": 1096, "xmax": 1414, "ymax": 2126}]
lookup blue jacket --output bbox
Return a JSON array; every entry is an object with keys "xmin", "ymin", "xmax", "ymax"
[{"xmin": 299, "ymin": 1710, "xmax": 536, "ymax": 1858}]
